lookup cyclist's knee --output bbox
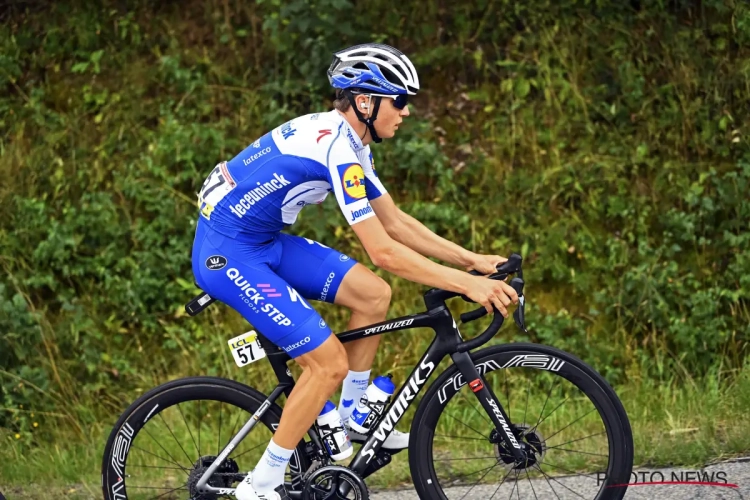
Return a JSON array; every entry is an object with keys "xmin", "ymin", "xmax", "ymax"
[
  {"xmin": 355, "ymin": 277, "xmax": 391, "ymax": 316},
  {"xmin": 376, "ymin": 279, "xmax": 392, "ymax": 310},
  {"xmin": 300, "ymin": 336, "xmax": 349, "ymax": 387},
  {"xmin": 318, "ymin": 350, "xmax": 348, "ymax": 388}
]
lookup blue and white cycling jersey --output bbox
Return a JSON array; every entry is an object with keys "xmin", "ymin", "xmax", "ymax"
[
  {"xmin": 197, "ymin": 110, "xmax": 387, "ymax": 242},
  {"xmin": 192, "ymin": 110, "xmax": 388, "ymax": 358}
]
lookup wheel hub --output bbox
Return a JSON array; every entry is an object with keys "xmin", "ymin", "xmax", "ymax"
[
  {"xmin": 187, "ymin": 455, "xmax": 240, "ymax": 499},
  {"xmin": 491, "ymin": 424, "xmax": 546, "ymax": 470}
]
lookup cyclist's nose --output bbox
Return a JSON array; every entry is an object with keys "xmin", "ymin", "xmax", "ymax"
[{"xmin": 401, "ymin": 105, "xmax": 410, "ymax": 117}]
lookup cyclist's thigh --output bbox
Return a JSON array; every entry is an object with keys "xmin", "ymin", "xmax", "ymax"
[
  {"xmin": 271, "ymin": 233, "xmax": 357, "ymax": 304},
  {"xmin": 193, "ymin": 232, "xmax": 333, "ymax": 358}
]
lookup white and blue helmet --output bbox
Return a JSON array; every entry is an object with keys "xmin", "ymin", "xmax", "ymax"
[{"xmin": 327, "ymin": 43, "xmax": 420, "ymax": 96}]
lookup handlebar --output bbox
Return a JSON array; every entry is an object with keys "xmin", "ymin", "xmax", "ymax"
[
  {"xmin": 456, "ymin": 276, "xmax": 526, "ymax": 352},
  {"xmin": 423, "ymin": 252, "xmax": 528, "ymax": 352}
]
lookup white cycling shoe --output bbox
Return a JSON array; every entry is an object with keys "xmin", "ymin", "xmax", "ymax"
[
  {"xmin": 235, "ymin": 472, "xmax": 290, "ymax": 500},
  {"xmin": 347, "ymin": 426, "xmax": 410, "ymax": 450}
]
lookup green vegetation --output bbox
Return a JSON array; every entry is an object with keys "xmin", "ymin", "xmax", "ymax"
[{"xmin": 1, "ymin": 0, "xmax": 749, "ymax": 495}]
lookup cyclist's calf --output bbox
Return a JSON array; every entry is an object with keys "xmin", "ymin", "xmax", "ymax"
[{"xmin": 273, "ymin": 335, "xmax": 349, "ymax": 450}]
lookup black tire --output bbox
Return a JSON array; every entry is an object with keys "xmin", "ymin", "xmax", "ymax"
[
  {"xmin": 409, "ymin": 343, "xmax": 633, "ymax": 500},
  {"xmin": 102, "ymin": 376, "xmax": 311, "ymax": 500}
]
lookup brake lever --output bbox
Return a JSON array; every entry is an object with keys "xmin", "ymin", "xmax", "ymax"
[{"xmin": 509, "ymin": 277, "xmax": 527, "ymax": 333}]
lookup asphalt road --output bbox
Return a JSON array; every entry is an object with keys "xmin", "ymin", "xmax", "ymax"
[
  {"xmin": 1, "ymin": 458, "xmax": 747, "ymax": 499},
  {"xmin": 371, "ymin": 457, "xmax": 750, "ymax": 500}
]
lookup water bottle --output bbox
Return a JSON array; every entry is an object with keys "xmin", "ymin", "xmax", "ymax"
[
  {"xmin": 316, "ymin": 400, "xmax": 353, "ymax": 461},
  {"xmin": 348, "ymin": 375, "xmax": 395, "ymax": 434}
]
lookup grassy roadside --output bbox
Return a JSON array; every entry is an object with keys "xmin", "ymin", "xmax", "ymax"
[{"xmin": 1, "ymin": 360, "xmax": 749, "ymax": 499}]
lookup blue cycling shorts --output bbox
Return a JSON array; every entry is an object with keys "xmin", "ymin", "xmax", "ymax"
[{"xmin": 191, "ymin": 219, "xmax": 358, "ymax": 357}]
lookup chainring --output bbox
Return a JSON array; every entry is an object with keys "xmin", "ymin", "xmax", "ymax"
[{"xmin": 302, "ymin": 465, "xmax": 369, "ymax": 500}]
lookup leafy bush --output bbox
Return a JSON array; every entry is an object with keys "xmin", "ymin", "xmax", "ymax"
[{"xmin": 0, "ymin": 0, "xmax": 748, "ymax": 432}]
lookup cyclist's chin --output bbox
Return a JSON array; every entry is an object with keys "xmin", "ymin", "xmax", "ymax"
[{"xmin": 375, "ymin": 127, "xmax": 397, "ymax": 139}]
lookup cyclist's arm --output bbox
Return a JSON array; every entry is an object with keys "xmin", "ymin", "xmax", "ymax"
[
  {"xmin": 350, "ymin": 215, "xmax": 472, "ymax": 294},
  {"xmin": 370, "ymin": 194, "xmax": 473, "ymax": 268}
]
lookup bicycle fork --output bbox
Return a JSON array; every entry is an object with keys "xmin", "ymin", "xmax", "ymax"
[{"xmin": 451, "ymin": 351, "xmax": 529, "ymax": 465}]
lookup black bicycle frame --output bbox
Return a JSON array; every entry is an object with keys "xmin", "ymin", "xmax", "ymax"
[{"xmin": 193, "ymin": 255, "xmax": 528, "ymax": 497}]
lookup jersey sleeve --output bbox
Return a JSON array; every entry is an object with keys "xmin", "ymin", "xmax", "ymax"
[
  {"xmin": 357, "ymin": 145, "xmax": 387, "ymax": 200},
  {"xmin": 326, "ymin": 128, "xmax": 377, "ymax": 225}
]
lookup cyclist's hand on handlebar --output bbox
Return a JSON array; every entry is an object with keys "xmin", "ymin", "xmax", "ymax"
[
  {"xmin": 464, "ymin": 274, "xmax": 519, "ymax": 318},
  {"xmin": 465, "ymin": 253, "xmax": 509, "ymax": 275}
]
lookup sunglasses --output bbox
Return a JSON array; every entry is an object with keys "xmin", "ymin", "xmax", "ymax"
[{"xmin": 369, "ymin": 93, "xmax": 409, "ymax": 110}]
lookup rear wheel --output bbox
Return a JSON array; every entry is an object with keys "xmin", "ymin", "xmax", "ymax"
[
  {"xmin": 409, "ymin": 343, "xmax": 633, "ymax": 500},
  {"xmin": 102, "ymin": 376, "xmax": 310, "ymax": 499}
]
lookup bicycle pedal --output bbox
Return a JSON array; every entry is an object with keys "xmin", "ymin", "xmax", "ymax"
[{"xmin": 361, "ymin": 449, "xmax": 393, "ymax": 479}]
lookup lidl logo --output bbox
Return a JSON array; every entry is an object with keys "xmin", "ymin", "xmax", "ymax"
[{"xmin": 340, "ymin": 164, "xmax": 366, "ymax": 201}]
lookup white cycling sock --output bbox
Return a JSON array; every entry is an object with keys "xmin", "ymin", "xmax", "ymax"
[
  {"xmin": 338, "ymin": 369, "xmax": 371, "ymax": 422},
  {"xmin": 251, "ymin": 438, "xmax": 294, "ymax": 493}
]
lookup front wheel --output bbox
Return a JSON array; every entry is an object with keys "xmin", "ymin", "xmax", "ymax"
[
  {"xmin": 409, "ymin": 343, "xmax": 633, "ymax": 500},
  {"xmin": 102, "ymin": 376, "xmax": 311, "ymax": 500}
]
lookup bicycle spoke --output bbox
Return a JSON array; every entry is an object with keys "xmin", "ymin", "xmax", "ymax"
[
  {"xmin": 444, "ymin": 411, "xmax": 490, "ymax": 440},
  {"xmin": 228, "ymin": 403, "xmax": 245, "ymax": 445},
  {"xmin": 130, "ymin": 485, "xmax": 188, "ymax": 490},
  {"xmin": 128, "ymin": 464, "xmax": 190, "ymax": 471},
  {"xmin": 176, "ymin": 403, "xmax": 200, "ymax": 457},
  {"xmin": 488, "ymin": 464, "xmax": 516, "ymax": 500},
  {"xmin": 458, "ymin": 388, "xmax": 491, "ymax": 425},
  {"xmin": 447, "ymin": 463, "xmax": 499, "ymax": 483},
  {"xmin": 546, "ymin": 431, "xmax": 606, "ymax": 449},
  {"xmin": 146, "ymin": 485, "xmax": 189, "ymax": 500},
  {"xmin": 534, "ymin": 465, "xmax": 586, "ymax": 499},
  {"xmin": 527, "ymin": 395, "xmax": 570, "ymax": 435},
  {"xmin": 218, "ymin": 401, "xmax": 223, "ymax": 456},
  {"xmin": 435, "ymin": 455, "xmax": 499, "ymax": 462},
  {"xmin": 541, "ymin": 461, "xmax": 599, "ymax": 480},
  {"xmin": 523, "ymin": 466, "xmax": 539, "ymax": 500},
  {"xmin": 460, "ymin": 461, "xmax": 499, "ymax": 500},
  {"xmin": 543, "ymin": 407, "xmax": 598, "ymax": 443},
  {"xmin": 504, "ymin": 368, "xmax": 511, "ymax": 417},
  {"xmin": 533, "ymin": 463, "xmax": 562, "ymax": 500},
  {"xmin": 198, "ymin": 399, "xmax": 201, "ymax": 456},
  {"xmin": 434, "ymin": 434, "xmax": 488, "ymax": 442},
  {"xmin": 545, "ymin": 447, "xmax": 608, "ymax": 458},
  {"xmin": 230, "ymin": 439, "xmax": 268, "ymax": 460},
  {"xmin": 157, "ymin": 410, "xmax": 195, "ymax": 465},
  {"xmin": 132, "ymin": 439, "xmax": 190, "ymax": 475},
  {"xmin": 532, "ymin": 378, "xmax": 558, "ymax": 433},
  {"xmin": 523, "ymin": 377, "xmax": 530, "ymax": 426}
]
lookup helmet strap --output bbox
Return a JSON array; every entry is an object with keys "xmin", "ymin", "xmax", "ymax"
[{"xmin": 346, "ymin": 92, "xmax": 383, "ymax": 144}]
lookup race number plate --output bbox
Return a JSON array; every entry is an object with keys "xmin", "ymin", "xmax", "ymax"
[{"xmin": 227, "ymin": 331, "xmax": 266, "ymax": 367}]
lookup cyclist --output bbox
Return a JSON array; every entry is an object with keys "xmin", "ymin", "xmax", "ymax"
[{"xmin": 191, "ymin": 43, "xmax": 518, "ymax": 500}]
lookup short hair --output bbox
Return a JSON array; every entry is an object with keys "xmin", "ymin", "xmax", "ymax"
[{"xmin": 333, "ymin": 88, "xmax": 351, "ymax": 112}]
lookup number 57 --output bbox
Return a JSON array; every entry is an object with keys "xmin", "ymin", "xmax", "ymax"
[{"xmin": 237, "ymin": 345, "xmax": 256, "ymax": 364}]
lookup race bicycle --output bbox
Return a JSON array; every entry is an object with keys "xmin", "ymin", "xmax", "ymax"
[{"xmin": 102, "ymin": 253, "xmax": 634, "ymax": 499}]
